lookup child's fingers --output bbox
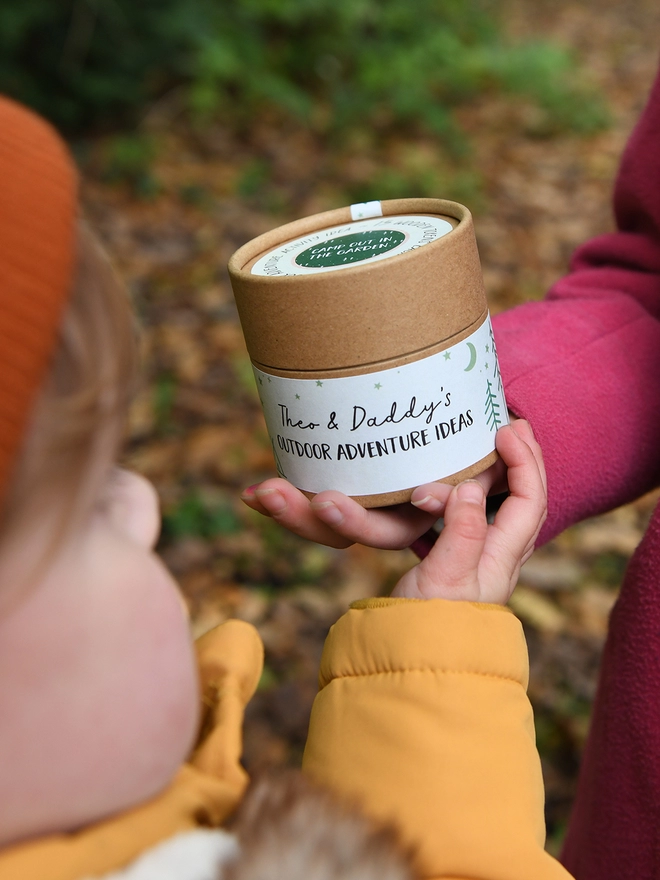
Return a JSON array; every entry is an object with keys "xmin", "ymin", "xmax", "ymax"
[
  {"xmin": 240, "ymin": 483, "xmax": 274, "ymax": 517},
  {"xmin": 407, "ymin": 481, "xmax": 488, "ymax": 599},
  {"xmin": 497, "ymin": 422, "xmax": 547, "ymax": 538},
  {"xmin": 241, "ymin": 479, "xmax": 440, "ymax": 550},
  {"xmin": 241, "ymin": 478, "xmax": 354, "ymax": 548},
  {"xmin": 409, "ymin": 481, "xmax": 454, "ymax": 514},
  {"xmin": 310, "ymin": 490, "xmax": 441, "ymax": 550},
  {"xmin": 483, "ymin": 424, "xmax": 547, "ymax": 581},
  {"xmin": 509, "ymin": 418, "xmax": 547, "ymax": 496}
]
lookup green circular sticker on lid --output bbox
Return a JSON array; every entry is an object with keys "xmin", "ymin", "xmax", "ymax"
[
  {"xmin": 295, "ymin": 229, "xmax": 406, "ymax": 268},
  {"xmin": 250, "ymin": 214, "xmax": 454, "ymax": 276}
]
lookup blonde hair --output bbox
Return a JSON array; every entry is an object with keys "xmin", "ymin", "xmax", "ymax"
[{"xmin": 2, "ymin": 220, "xmax": 138, "ymax": 548}]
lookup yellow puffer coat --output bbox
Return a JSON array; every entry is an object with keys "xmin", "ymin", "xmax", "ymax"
[
  {"xmin": 0, "ymin": 600, "xmax": 572, "ymax": 879},
  {"xmin": 304, "ymin": 598, "xmax": 572, "ymax": 879}
]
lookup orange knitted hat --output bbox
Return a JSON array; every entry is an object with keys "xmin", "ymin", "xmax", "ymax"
[{"xmin": 0, "ymin": 96, "xmax": 78, "ymax": 504}]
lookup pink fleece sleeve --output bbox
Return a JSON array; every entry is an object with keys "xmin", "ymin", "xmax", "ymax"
[{"xmin": 492, "ymin": 70, "xmax": 660, "ymax": 544}]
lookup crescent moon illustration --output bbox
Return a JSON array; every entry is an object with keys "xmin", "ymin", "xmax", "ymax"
[{"xmin": 464, "ymin": 342, "xmax": 477, "ymax": 372}]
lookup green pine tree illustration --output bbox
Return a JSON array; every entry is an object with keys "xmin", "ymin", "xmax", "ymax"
[
  {"xmin": 489, "ymin": 322, "xmax": 503, "ymax": 395},
  {"xmin": 485, "ymin": 379, "xmax": 502, "ymax": 431}
]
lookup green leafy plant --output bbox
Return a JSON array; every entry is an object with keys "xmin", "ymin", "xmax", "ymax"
[{"xmin": 0, "ymin": 0, "xmax": 608, "ymax": 144}]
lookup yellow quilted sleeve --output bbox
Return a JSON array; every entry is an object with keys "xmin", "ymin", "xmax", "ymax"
[{"xmin": 303, "ymin": 598, "xmax": 573, "ymax": 880}]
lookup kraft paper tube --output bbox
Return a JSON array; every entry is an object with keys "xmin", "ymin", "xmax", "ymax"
[{"xmin": 228, "ymin": 198, "xmax": 508, "ymax": 507}]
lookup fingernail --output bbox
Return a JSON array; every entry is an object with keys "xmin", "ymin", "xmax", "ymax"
[
  {"xmin": 240, "ymin": 484, "xmax": 258, "ymax": 498},
  {"xmin": 411, "ymin": 494, "xmax": 445, "ymax": 513},
  {"xmin": 310, "ymin": 500, "xmax": 343, "ymax": 525},
  {"xmin": 254, "ymin": 488, "xmax": 287, "ymax": 514},
  {"xmin": 456, "ymin": 480, "xmax": 484, "ymax": 504}
]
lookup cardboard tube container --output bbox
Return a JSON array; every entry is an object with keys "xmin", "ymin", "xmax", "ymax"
[{"xmin": 228, "ymin": 197, "xmax": 508, "ymax": 507}]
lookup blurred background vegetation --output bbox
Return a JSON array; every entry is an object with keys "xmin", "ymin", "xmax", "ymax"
[
  {"xmin": 2, "ymin": 0, "xmax": 606, "ymax": 137},
  {"xmin": 4, "ymin": 0, "xmax": 660, "ymax": 855}
]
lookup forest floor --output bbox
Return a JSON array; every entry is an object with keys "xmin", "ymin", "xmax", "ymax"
[{"xmin": 79, "ymin": 0, "xmax": 660, "ymax": 852}]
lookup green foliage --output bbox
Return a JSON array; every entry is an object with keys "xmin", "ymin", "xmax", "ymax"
[
  {"xmin": 100, "ymin": 133, "xmax": 160, "ymax": 195},
  {"xmin": 0, "ymin": 1, "xmax": 196, "ymax": 129},
  {"xmin": 231, "ymin": 355, "xmax": 262, "ymax": 403},
  {"xmin": 345, "ymin": 163, "xmax": 482, "ymax": 207},
  {"xmin": 161, "ymin": 490, "xmax": 240, "ymax": 540},
  {"xmin": 0, "ymin": 0, "xmax": 607, "ymax": 142},
  {"xmin": 236, "ymin": 159, "xmax": 272, "ymax": 198},
  {"xmin": 479, "ymin": 42, "xmax": 611, "ymax": 135},
  {"xmin": 153, "ymin": 373, "xmax": 177, "ymax": 434},
  {"xmin": 257, "ymin": 663, "xmax": 279, "ymax": 692},
  {"xmin": 591, "ymin": 552, "xmax": 629, "ymax": 588}
]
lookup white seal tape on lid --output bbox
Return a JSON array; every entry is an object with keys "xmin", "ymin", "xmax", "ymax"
[
  {"xmin": 253, "ymin": 314, "xmax": 508, "ymax": 496},
  {"xmin": 350, "ymin": 200, "xmax": 383, "ymax": 220}
]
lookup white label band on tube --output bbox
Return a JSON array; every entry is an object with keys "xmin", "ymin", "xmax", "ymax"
[
  {"xmin": 253, "ymin": 314, "xmax": 508, "ymax": 496},
  {"xmin": 250, "ymin": 214, "xmax": 453, "ymax": 276}
]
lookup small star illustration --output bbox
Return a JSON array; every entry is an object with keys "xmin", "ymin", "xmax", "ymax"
[
  {"xmin": 485, "ymin": 362, "xmax": 490, "ymax": 370},
  {"xmin": 267, "ymin": 376, "xmax": 272, "ymax": 382},
  {"xmin": 485, "ymin": 344, "xmax": 490, "ymax": 353},
  {"xmin": 295, "ymin": 393, "xmax": 300, "ymax": 400},
  {"xmin": 443, "ymin": 351, "xmax": 451, "ymax": 360},
  {"xmin": 374, "ymin": 382, "xmax": 382, "ymax": 390},
  {"xmin": 258, "ymin": 376, "xmax": 263, "ymax": 385},
  {"xmin": 316, "ymin": 380, "xmax": 323, "ymax": 387}
]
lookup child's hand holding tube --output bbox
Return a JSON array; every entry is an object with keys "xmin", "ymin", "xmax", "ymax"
[
  {"xmin": 241, "ymin": 420, "xmax": 544, "ymax": 593},
  {"xmin": 390, "ymin": 420, "xmax": 546, "ymax": 604}
]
